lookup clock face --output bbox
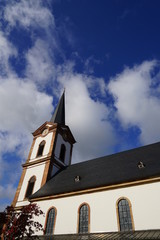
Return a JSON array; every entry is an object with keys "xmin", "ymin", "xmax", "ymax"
[{"xmin": 42, "ymin": 128, "xmax": 49, "ymax": 136}]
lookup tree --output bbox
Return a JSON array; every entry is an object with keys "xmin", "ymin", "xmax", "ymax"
[{"xmin": 1, "ymin": 203, "xmax": 44, "ymax": 240}]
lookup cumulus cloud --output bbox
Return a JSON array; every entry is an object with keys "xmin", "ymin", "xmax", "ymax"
[
  {"xmin": 0, "ymin": 184, "xmax": 16, "ymax": 200},
  {"xmin": 25, "ymin": 39, "xmax": 56, "ymax": 87},
  {"xmin": 0, "ymin": 183, "xmax": 17, "ymax": 210},
  {"xmin": 84, "ymin": 55, "xmax": 102, "ymax": 74},
  {"xmin": 0, "ymin": 78, "xmax": 53, "ymax": 134},
  {"xmin": 85, "ymin": 76, "xmax": 107, "ymax": 97},
  {"xmin": 0, "ymin": 74, "xmax": 54, "ymax": 195},
  {"xmin": 0, "ymin": 76, "xmax": 54, "ymax": 190},
  {"xmin": 0, "ymin": 32, "xmax": 17, "ymax": 76},
  {"xmin": 3, "ymin": 0, "xmax": 54, "ymax": 30},
  {"xmin": 0, "ymin": 78, "xmax": 53, "ymax": 206},
  {"xmin": 108, "ymin": 60, "xmax": 160, "ymax": 144}
]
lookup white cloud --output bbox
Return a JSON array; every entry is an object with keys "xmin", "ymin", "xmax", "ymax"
[
  {"xmin": 108, "ymin": 60, "xmax": 160, "ymax": 144},
  {"xmin": 58, "ymin": 70, "xmax": 116, "ymax": 162},
  {"xmin": 0, "ymin": 78, "xmax": 53, "ymax": 129},
  {"xmin": 25, "ymin": 39, "xmax": 56, "ymax": 87},
  {"xmin": 85, "ymin": 76, "xmax": 107, "ymax": 97},
  {"xmin": 0, "ymin": 77, "xmax": 54, "ymax": 208},
  {"xmin": 0, "ymin": 184, "xmax": 16, "ymax": 210},
  {"xmin": 84, "ymin": 55, "xmax": 102, "ymax": 74},
  {"xmin": 0, "ymin": 78, "xmax": 53, "ymax": 155},
  {"xmin": 0, "ymin": 76, "xmax": 54, "ymax": 202},
  {"xmin": 4, "ymin": 0, "xmax": 54, "ymax": 30},
  {"xmin": 0, "ymin": 203, "xmax": 8, "ymax": 211},
  {"xmin": 0, "ymin": 184, "xmax": 16, "ymax": 200},
  {"xmin": 0, "ymin": 32, "xmax": 17, "ymax": 76},
  {"xmin": 2, "ymin": 0, "xmax": 61, "ymax": 89}
]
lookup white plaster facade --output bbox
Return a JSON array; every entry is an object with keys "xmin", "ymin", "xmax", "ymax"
[
  {"xmin": 34, "ymin": 180, "xmax": 160, "ymax": 235},
  {"xmin": 30, "ymin": 132, "xmax": 53, "ymax": 161},
  {"xmin": 16, "ymin": 163, "xmax": 45, "ymax": 207},
  {"xmin": 15, "ymin": 130, "xmax": 54, "ymax": 208}
]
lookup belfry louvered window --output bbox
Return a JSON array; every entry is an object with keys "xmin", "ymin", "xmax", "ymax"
[
  {"xmin": 37, "ymin": 140, "xmax": 45, "ymax": 157},
  {"xmin": 118, "ymin": 198, "xmax": 133, "ymax": 231},
  {"xmin": 59, "ymin": 144, "xmax": 66, "ymax": 162},
  {"xmin": 25, "ymin": 176, "xmax": 36, "ymax": 198},
  {"xmin": 78, "ymin": 204, "xmax": 89, "ymax": 233},
  {"xmin": 45, "ymin": 208, "xmax": 56, "ymax": 235}
]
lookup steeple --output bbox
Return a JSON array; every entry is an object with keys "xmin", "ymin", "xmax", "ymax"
[
  {"xmin": 12, "ymin": 89, "xmax": 75, "ymax": 208},
  {"xmin": 50, "ymin": 91, "xmax": 65, "ymax": 125}
]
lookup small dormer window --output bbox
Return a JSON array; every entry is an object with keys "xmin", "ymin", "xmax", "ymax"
[
  {"xmin": 59, "ymin": 144, "xmax": 66, "ymax": 162},
  {"xmin": 137, "ymin": 161, "xmax": 145, "ymax": 169},
  {"xmin": 75, "ymin": 176, "xmax": 81, "ymax": 182},
  {"xmin": 37, "ymin": 140, "xmax": 45, "ymax": 157}
]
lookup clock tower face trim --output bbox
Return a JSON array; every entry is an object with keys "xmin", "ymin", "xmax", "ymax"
[
  {"xmin": 42, "ymin": 128, "xmax": 49, "ymax": 136},
  {"xmin": 32, "ymin": 122, "xmax": 57, "ymax": 137}
]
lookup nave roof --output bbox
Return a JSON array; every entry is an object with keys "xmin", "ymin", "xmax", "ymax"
[{"xmin": 30, "ymin": 141, "xmax": 160, "ymax": 200}]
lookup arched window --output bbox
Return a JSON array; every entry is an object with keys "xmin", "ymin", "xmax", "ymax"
[
  {"xmin": 117, "ymin": 198, "xmax": 134, "ymax": 231},
  {"xmin": 45, "ymin": 207, "xmax": 56, "ymax": 235},
  {"xmin": 59, "ymin": 144, "xmax": 66, "ymax": 162},
  {"xmin": 37, "ymin": 140, "xmax": 45, "ymax": 157},
  {"xmin": 78, "ymin": 204, "xmax": 89, "ymax": 233},
  {"xmin": 25, "ymin": 176, "xmax": 36, "ymax": 198}
]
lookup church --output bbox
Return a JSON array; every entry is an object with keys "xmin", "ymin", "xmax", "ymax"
[{"xmin": 12, "ymin": 92, "xmax": 160, "ymax": 239}]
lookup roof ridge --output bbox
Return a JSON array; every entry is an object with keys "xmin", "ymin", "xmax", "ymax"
[{"xmin": 71, "ymin": 141, "xmax": 160, "ymax": 167}]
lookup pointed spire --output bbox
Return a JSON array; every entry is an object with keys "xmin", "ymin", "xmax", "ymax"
[{"xmin": 50, "ymin": 91, "xmax": 65, "ymax": 125}]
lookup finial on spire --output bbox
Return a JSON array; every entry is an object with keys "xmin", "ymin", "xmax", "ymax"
[{"xmin": 50, "ymin": 91, "xmax": 65, "ymax": 125}]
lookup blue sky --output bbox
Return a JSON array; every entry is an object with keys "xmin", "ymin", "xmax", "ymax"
[{"xmin": 0, "ymin": 0, "xmax": 160, "ymax": 210}]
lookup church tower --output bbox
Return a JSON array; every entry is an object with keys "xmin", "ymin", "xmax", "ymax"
[{"xmin": 12, "ymin": 92, "xmax": 76, "ymax": 208}]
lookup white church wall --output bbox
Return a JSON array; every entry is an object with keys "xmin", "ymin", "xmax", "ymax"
[
  {"xmin": 16, "ymin": 163, "xmax": 45, "ymax": 205},
  {"xmin": 130, "ymin": 181, "xmax": 160, "ymax": 230},
  {"xmin": 35, "ymin": 180, "xmax": 160, "ymax": 235},
  {"xmin": 54, "ymin": 133, "xmax": 71, "ymax": 165},
  {"xmin": 30, "ymin": 132, "xmax": 53, "ymax": 161}
]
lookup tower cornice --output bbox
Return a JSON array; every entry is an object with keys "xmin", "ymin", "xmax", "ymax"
[
  {"xmin": 32, "ymin": 122, "xmax": 58, "ymax": 137},
  {"xmin": 22, "ymin": 156, "xmax": 52, "ymax": 168}
]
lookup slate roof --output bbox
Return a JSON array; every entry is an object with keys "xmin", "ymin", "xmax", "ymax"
[
  {"xmin": 30, "ymin": 141, "xmax": 160, "ymax": 200},
  {"xmin": 31, "ymin": 230, "xmax": 160, "ymax": 239}
]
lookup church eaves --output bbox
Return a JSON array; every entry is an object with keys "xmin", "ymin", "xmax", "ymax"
[{"xmin": 50, "ymin": 91, "xmax": 65, "ymax": 125}]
